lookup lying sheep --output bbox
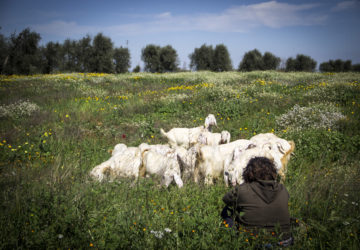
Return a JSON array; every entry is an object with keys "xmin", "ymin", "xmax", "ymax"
[
  {"xmin": 160, "ymin": 114, "xmax": 217, "ymax": 149},
  {"xmin": 112, "ymin": 143, "xmax": 127, "ymax": 156},
  {"xmin": 223, "ymin": 146, "xmax": 277, "ymax": 187},
  {"xmin": 90, "ymin": 146, "xmax": 142, "ymax": 182},
  {"xmin": 138, "ymin": 142, "xmax": 173, "ymax": 156},
  {"xmin": 250, "ymin": 133, "xmax": 295, "ymax": 181},
  {"xmin": 197, "ymin": 130, "xmax": 231, "ymax": 146},
  {"xmin": 195, "ymin": 139, "xmax": 255, "ymax": 185}
]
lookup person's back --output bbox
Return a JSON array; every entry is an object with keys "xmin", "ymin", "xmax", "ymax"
[{"xmin": 222, "ymin": 157, "xmax": 292, "ymax": 242}]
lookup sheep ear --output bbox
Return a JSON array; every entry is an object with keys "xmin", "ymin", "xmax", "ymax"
[
  {"xmin": 277, "ymin": 142, "xmax": 285, "ymax": 154},
  {"xmin": 233, "ymin": 148, "xmax": 243, "ymax": 159}
]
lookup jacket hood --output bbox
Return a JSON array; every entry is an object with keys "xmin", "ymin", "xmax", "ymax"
[{"xmin": 249, "ymin": 180, "xmax": 282, "ymax": 204}]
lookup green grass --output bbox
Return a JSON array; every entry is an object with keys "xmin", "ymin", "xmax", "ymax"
[{"xmin": 0, "ymin": 71, "xmax": 359, "ymax": 249}]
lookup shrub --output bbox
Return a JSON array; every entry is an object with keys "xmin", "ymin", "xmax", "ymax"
[{"xmin": 276, "ymin": 103, "xmax": 346, "ymax": 131}]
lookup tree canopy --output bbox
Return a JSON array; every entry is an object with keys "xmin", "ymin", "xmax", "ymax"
[
  {"xmin": 238, "ymin": 49, "xmax": 280, "ymax": 71},
  {"xmin": 285, "ymin": 54, "xmax": 317, "ymax": 72}
]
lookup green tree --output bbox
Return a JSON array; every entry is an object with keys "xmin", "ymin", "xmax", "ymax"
[
  {"xmin": 352, "ymin": 64, "xmax": 360, "ymax": 72},
  {"xmin": 90, "ymin": 33, "xmax": 114, "ymax": 73},
  {"xmin": 212, "ymin": 44, "xmax": 232, "ymax": 72},
  {"xmin": 238, "ymin": 49, "xmax": 261, "ymax": 71},
  {"xmin": 141, "ymin": 44, "xmax": 161, "ymax": 72},
  {"xmin": 4, "ymin": 28, "xmax": 41, "ymax": 75},
  {"xmin": 60, "ymin": 39, "xmax": 78, "ymax": 72},
  {"xmin": 189, "ymin": 44, "xmax": 214, "ymax": 71},
  {"xmin": 319, "ymin": 61, "xmax": 333, "ymax": 72},
  {"xmin": 42, "ymin": 41, "xmax": 61, "ymax": 74},
  {"xmin": 76, "ymin": 35, "xmax": 93, "ymax": 72},
  {"xmin": 238, "ymin": 49, "xmax": 264, "ymax": 71},
  {"xmin": 286, "ymin": 54, "xmax": 316, "ymax": 72},
  {"xmin": 262, "ymin": 52, "xmax": 281, "ymax": 70},
  {"xmin": 159, "ymin": 45, "xmax": 179, "ymax": 72},
  {"xmin": 0, "ymin": 31, "xmax": 9, "ymax": 74},
  {"xmin": 114, "ymin": 47, "xmax": 131, "ymax": 73},
  {"xmin": 285, "ymin": 57, "xmax": 296, "ymax": 71},
  {"xmin": 343, "ymin": 60, "xmax": 352, "ymax": 72},
  {"xmin": 320, "ymin": 59, "xmax": 353, "ymax": 72},
  {"xmin": 133, "ymin": 65, "xmax": 141, "ymax": 73}
]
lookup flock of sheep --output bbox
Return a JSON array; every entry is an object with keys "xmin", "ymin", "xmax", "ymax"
[{"xmin": 90, "ymin": 114, "xmax": 295, "ymax": 188}]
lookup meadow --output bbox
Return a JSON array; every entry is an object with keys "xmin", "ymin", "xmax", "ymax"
[{"xmin": 0, "ymin": 71, "xmax": 359, "ymax": 249}]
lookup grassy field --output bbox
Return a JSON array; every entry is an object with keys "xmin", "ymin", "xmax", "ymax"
[{"xmin": 0, "ymin": 71, "xmax": 359, "ymax": 249}]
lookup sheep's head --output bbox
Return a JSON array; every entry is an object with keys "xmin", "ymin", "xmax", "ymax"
[
  {"xmin": 204, "ymin": 114, "xmax": 217, "ymax": 131},
  {"xmin": 224, "ymin": 163, "xmax": 239, "ymax": 187},
  {"xmin": 112, "ymin": 143, "xmax": 127, "ymax": 156},
  {"xmin": 162, "ymin": 170, "xmax": 183, "ymax": 188},
  {"xmin": 224, "ymin": 147, "xmax": 244, "ymax": 187},
  {"xmin": 197, "ymin": 133, "xmax": 207, "ymax": 145},
  {"xmin": 280, "ymin": 140, "xmax": 295, "ymax": 168},
  {"xmin": 220, "ymin": 130, "xmax": 231, "ymax": 144}
]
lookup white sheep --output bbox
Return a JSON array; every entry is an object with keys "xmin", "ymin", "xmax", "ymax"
[
  {"xmin": 195, "ymin": 139, "xmax": 255, "ymax": 185},
  {"xmin": 112, "ymin": 143, "xmax": 127, "ymax": 156},
  {"xmin": 90, "ymin": 146, "xmax": 142, "ymax": 182},
  {"xmin": 250, "ymin": 133, "xmax": 295, "ymax": 181},
  {"xmin": 223, "ymin": 146, "xmax": 278, "ymax": 187},
  {"xmin": 138, "ymin": 142, "xmax": 173, "ymax": 156},
  {"xmin": 197, "ymin": 130, "xmax": 231, "ymax": 146},
  {"xmin": 141, "ymin": 149, "xmax": 184, "ymax": 188},
  {"xmin": 176, "ymin": 145, "xmax": 200, "ymax": 182},
  {"xmin": 160, "ymin": 114, "xmax": 217, "ymax": 149}
]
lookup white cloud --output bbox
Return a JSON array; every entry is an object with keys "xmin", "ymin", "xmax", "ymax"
[
  {"xmin": 155, "ymin": 12, "xmax": 172, "ymax": 19},
  {"xmin": 32, "ymin": 1, "xmax": 328, "ymax": 37},
  {"xmin": 332, "ymin": 1, "xmax": 358, "ymax": 11}
]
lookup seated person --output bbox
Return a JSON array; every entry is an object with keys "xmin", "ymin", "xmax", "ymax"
[{"xmin": 222, "ymin": 156, "xmax": 293, "ymax": 245}]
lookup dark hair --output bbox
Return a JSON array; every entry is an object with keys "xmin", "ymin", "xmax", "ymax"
[{"xmin": 242, "ymin": 157, "xmax": 277, "ymax": 183}]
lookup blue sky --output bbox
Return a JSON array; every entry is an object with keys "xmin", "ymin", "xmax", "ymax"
[{"xmin": 1, "ymin": 0, "xmax": 360, "ymax": 70}]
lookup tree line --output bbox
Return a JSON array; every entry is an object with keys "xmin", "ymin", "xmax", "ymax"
[
  {"xmin": 1, "ymin": 28, "xmax": 359, "ymax": 75},
  {"xmin": 0, "ymin": 28, "xmax": 130, "ymax": 75}
]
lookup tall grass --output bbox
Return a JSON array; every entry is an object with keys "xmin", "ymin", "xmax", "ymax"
[{"xmin": 0, "ymin": 71, "xmax": 359, "ymax": 249}]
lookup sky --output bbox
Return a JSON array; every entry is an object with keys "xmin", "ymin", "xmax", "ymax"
[{"xmin": 1, "ymin": 0, "xmax": 360, "ymax": 70}]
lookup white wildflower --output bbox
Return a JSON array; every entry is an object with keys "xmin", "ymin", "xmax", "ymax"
[
  {"xmin": 164, "ymin": 228, "xmax": 172, "ymax": 233},
  {"xmin": 276, "ymin": 103, "xmax": 346, "ymax": 131},
  {"xmin": 0, "ymin": 100, "xmax": 40, "ymax": 118},
  {"xmin": 150, "ymin": 230, "xmax": 164, "ymax": 239}
]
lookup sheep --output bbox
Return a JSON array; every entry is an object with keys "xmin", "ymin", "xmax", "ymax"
[
  {"xmin": 90, "ymin": 146, "xmax": 142, "ymax": 182},
  {"xmin": 160, "ymin": 114, "xmax": 217, "ymax": 149},
  {"xmin": 197, "ymin": 130, "xmax": 231, "ymax": 146},
  {"xmin": 141, "ymin": 149, "xmax": 184, "ymax": 188},
  {"xmin": 195, "ymin": 139, "xmax": 256, "ymax": 185},
  {"xmin": 223, "ymin": 146, "xmax": 278, "ymax": 187},
  {"xmin": 250, "ymin": 133, "xmax": 295, "ymax": 181},
  {"xmin": 176, "ymin": 145, "xmax": 200, "ymax": 182},
  {"xmin": 138, "ymin": 142, "xmax": 173, "ymax": 156},
  {"xmin": 112, "ymin": 143, "xmax": 127, "ymax": 156}
]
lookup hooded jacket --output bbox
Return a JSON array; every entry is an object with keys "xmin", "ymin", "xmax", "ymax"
[{"xmin": 223, "ymin": 180, "xmax": 291, "ymax": 235}]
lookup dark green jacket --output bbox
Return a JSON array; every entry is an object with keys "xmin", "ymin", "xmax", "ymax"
[{"xmin": 223, "ymin": 180, "xmax": 291, "ymax": 236}]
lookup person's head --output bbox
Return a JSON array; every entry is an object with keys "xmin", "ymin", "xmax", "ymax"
[{"xmin": 242, "ymin": 157, "xmax": 277, "ymax": 183}]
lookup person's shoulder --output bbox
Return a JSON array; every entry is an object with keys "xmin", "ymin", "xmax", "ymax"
[{"xmin": 235, "ymin": 182, "xmax": 251, "ymax": 192}]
